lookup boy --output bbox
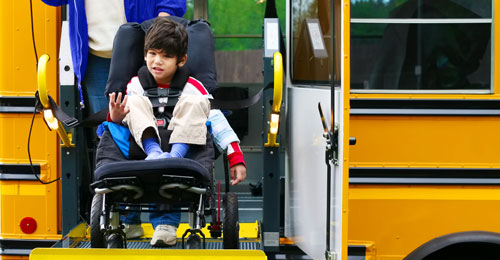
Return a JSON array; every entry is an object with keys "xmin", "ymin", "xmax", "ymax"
[{"xmin": 107, "ymin": 17, "xmax": 246, "ymax": 246}]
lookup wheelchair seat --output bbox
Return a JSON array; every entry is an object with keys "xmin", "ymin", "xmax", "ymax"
[
  {"xmin": 94, "ymin": 157, "xmax": 210, "ymax": 184},
  {"xmin": 91, "ymin": 158, "xmax": 211, "ymax": 203}
]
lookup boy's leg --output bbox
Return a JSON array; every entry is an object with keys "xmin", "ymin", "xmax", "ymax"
[
  {"xmin": 167, "ymin": 95, "xmax": 210, "ymax": 145},
  {"xmin": 123, "ymin": 95, "xmax": 167, "ymax": 159},
  {"xmin": 149, "ymin": 211, "xmax": 181, "ymax": 246},
  {"xmin": 121, "ymin": 212, "xmax": 144, "ymax": 239},
  {"xmin": 122, "ymin": 95, "xmax": 160, "ymax": 151}
]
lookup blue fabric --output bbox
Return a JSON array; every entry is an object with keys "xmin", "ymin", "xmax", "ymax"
[
  {"xmin": 143, "ymin": 136, "xmax": 163, "ymax": 160},
  {"xmin": 98, "ymin": 122, "xmax": 131, "ymax": 158},
  {"xmin": 83, "ymin": 54, "xmax": 111, "ymax": 114},
  {"xmin": 41, "ymin": 0, "xmax": 187, "ymax": 108},
  {"xmin": 122, "ymin": 211, "xmax": 181, "ymax": 228},
  {"xmin": 170, "ymin": 143, "xmax": 189, "ymax": 158}
]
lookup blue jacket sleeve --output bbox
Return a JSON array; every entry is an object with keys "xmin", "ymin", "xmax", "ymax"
[
  {"xmin": 156, "ymin": 0, "xmax": 186, "ymax": 17},
  {"xmin": 41, "ymin": 0, "xmax": 68, "ymax": 6}
]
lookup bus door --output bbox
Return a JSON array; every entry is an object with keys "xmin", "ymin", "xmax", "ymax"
[{"xmin": 285, "ymin": 0, "xmax": 348, "ymax": 259}]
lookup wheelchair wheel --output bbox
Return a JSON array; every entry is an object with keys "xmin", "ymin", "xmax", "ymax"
[
  {"xmin": 223, "ymin": 192, "xmax": 239, "ymax": 249},
  {"xmin": 186, "ymin": 234, "xmax": 202, "ymax": 249},
  {"xmin": 90, "ymin": 194, "xmax": 106, "ymax": 248},
  {"xmin": 106, "ymin": 233, "xmax": 125, "ymax": 248}
]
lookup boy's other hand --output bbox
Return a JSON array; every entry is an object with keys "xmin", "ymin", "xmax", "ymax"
[
  {"xmin": 230, "ymin": 164, "xmax": 246, "ymax": 186},
  {"xmin": 109, "ymin": 92, "xmax": 130, "ymax": 123}
]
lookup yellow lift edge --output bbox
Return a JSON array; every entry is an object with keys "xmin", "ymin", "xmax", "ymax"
[{"xmin": 30, "ymin": 248, "xmax": 267, "ymax": 260}]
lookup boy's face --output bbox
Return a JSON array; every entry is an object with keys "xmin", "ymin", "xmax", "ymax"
[{"xmin": 145, "ymin": 49, "xmax": 187, "ymax": 85}]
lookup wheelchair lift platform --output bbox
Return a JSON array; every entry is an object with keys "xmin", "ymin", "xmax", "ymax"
[
  {"xmin": 30, "ymin": 222, "xmax": 265, "ymax": 259},
  {"xmin": 30, "ymin": 248, "xmax": 266, "ymax": 260}
]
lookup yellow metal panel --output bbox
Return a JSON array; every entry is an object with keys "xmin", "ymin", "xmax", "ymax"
[
  {"xmin": 30, "ymin": 248, "xmax": 267, "ymax": 260},
  {"xmin": 0, "ymin": 180, "xmax": 60, "ymax": 240},
  {"xmin": 351, "ymin": 115, "xmax": 500, "ymax": 168},
  {"xmin": 348, "ymin": 185, "xmax": 500, "ymax": 259},
  {"xmin": 0, "ymin": 0, "xmax": 61, "ymax": 241},
  {"xmin": 494, "ymin": 0, "xmax": 500, "ymax": 94},
  {"xmin": 0, "ymin": 0, "xmax": 59, "ymax": 97},
  {"xmin": 342, "ymin": 0, "xmax": 351, "ymax": 260},
  {"xmin": 0, "ymin": 113, "xmax": 59, "ymax": 182}
]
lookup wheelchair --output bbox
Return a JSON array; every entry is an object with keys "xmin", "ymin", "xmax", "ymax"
[
  {"xmin": 89, "ymin": 156, "xmax": 239, "ymax": 249},
  {"xmin": 88, "ymin": 16, "xmax": 240, "ymax": 249}
]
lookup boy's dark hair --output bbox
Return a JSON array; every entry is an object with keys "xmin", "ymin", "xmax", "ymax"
[{"xmin": 144, "ymin": 17, "xmax": 188, "ymax": 63}]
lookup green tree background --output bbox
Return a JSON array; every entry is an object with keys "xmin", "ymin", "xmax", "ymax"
[{"xmin": 207, "ymin": 0, "xmax": 286, "ymax": 51}]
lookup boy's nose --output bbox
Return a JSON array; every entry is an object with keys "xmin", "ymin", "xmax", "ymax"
[{"xmin": 154, "ymin": 57, "xmax": 163, "ymax": 64}]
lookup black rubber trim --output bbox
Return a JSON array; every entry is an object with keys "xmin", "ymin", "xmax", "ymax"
[
  {"xmin": 0, "ymin": 164, "xmax": 40, "ymax": 181},
  {"xmin": 351, "ymin": 99, "xmax": 500, "ymax": 116},
  {"xmin": 404, "ymin": 231, "xmax": 500, "ymax": 260},
  {"xmin": 0, "ymin": 97, "xmax": 37, "ymax": 113},
  {"xmin": 348, "ymin": 244, "xmax": 366, "ymax": 260},
  {"xmin": 350, "ymin": 168, "xmax": 500, "ymax": 185},
  {"xmin": 0, "ymin": 239, "xmax": 58, "ymax": 256}
]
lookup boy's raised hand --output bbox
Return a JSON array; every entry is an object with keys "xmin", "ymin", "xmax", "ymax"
[{"xmin": 109, "ymin": 92, "xmax": 130, "ymax": 124}]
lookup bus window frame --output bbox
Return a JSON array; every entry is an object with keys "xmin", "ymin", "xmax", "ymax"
[{"xmin": 349, "ymin": 1, "xmax": 494, "ymax": 94}]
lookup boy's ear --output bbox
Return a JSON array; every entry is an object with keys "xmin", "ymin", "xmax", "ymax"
[{"xmin": 178, "ymin": 54, "xmax": 188, "ymax": 67}]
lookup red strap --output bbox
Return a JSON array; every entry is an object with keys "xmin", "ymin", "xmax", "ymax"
[{"xmin": 187, "ymin": 77, "xmax": 208, "ymax": 95}]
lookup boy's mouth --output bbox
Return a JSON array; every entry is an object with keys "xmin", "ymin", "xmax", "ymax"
[{"xmin": 153, "ymin": 67, "xmax": 164, "ymax": 73}]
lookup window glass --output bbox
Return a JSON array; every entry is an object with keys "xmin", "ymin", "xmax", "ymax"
[
  {"xmin": 208, "ymin": 0, "xmax": 286, "ymax": 83},
  {"xmin": 291, "ymin": 0, "xmax": 335, "ymax": 84},
  {"xmin": 351, "ymin": 0, "xmax": 492, "ymax": 91},
  {"xmin": 351, "ymin": 0, "xmax": 491, "ymax": 19}
]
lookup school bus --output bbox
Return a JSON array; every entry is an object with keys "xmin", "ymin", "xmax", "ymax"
[
  {"xmin": 288, "ymin": 0, "xmax": 500, "ymax": 259},
  {"xmin": 346, "ymin": 0, "xmax": 500, "ymax": 259},
  {"xmin": 2, "ymin": 0, "xmax": 500, "ymax": 259}
]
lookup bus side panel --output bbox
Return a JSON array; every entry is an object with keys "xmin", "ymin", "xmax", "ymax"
[
  {"xmin": 349, "ymin": 114, "xmax": 500, "ymax": 258},
  {"xmin": 350, "ymin": 115, "xmax": 500, "ymax": 167},
  {"xmin": 0, "ymin": 1, "xmax": 59, "ymax": 96},
  {"xmin": 349, "ymin": 185, "xmax": 500, "ymax": 259},
  {"xmin": 0, "ymin": 0, "xmax": 62, "ymax": 252}
]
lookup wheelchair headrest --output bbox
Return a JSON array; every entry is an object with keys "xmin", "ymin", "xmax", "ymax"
[{"xmin": 105, "ymin": 16, "xmax": 217, "ymax": 96}]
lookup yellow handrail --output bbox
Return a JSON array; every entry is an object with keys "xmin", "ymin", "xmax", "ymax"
[
  {"xmin": 271, "ymin": 52, "xmax": 283, "ymax": 113},
  {"xmin": 265, "ymin": 52, "xmax": 283, "ymax": 147},
  {"xmin": 37, "ymin": 54, "xmax": 51, "ymax": 109},
  {"xmin": 37, "ymin": 54, "xmax": 74, "ymax": 148}
]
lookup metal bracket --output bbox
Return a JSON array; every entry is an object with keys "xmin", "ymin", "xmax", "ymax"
[
  {"xmin": 325, "ymin": 250, "xmax": 337, "ymax": 260},
  {"xmin": 318, "ymin": 103, "xmax": 339, "ymax": 165}
]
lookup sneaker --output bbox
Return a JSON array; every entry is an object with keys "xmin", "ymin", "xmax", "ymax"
[
  {"xmin": 150, "ymin": 224, "xmax": 177, "ymax": 247},
  {"xmin": 123, "ymin": 224, "xmax": 144, "ymax": 239}
]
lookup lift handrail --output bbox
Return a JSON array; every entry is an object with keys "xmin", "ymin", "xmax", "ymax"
[
  {"xmin": 265, "ymin": 51, "xmax": 283, "ymax": 147},
  {"xmin": 37, "ymin": 54, "xmax": 74, "ymax": 148}
]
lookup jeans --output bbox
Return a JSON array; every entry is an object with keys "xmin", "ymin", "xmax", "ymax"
[
  {"xmin": 83, "ymin": 54, "xmax": 110, "ymax": 115},
  {"xmin": 122, "ymin": 211, "xmax": 181, "ymax": 229}
]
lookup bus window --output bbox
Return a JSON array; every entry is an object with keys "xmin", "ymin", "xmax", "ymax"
[
  {"xmin": 351, "ymin": 0, "xmax": 492, "ymax": 92},
  {"xmin": 291, "ymin": 0, "xmax": 340, "ymax": 84}
]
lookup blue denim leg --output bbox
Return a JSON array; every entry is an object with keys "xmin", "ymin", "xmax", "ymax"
[
  {"xmin": 83, "ymin": 54, "xmax": 110, "ymax": 115},
  {"xmin": 121, "ymin": 211, "xmax": 142, "ymax": 225},
  {"xmin": 150, "ymin": 211, "xmax": 181, "ymax": 229}
]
